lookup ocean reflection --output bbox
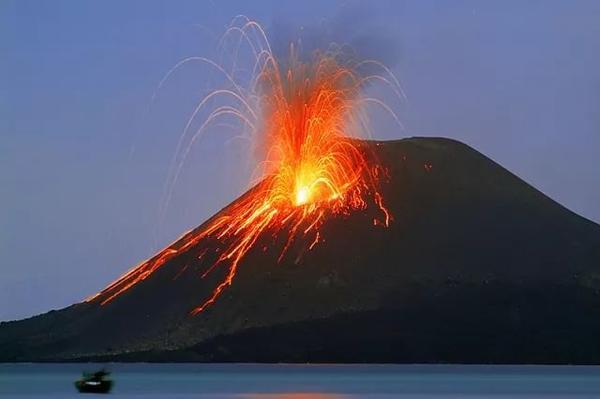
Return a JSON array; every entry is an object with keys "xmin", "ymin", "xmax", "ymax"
[{"xmin": 242, "ymin": 394, "xmax": 350, "ymax": 399}]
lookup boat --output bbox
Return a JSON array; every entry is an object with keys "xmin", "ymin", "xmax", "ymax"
[{"xmin": 74, "ymin": 369, "xmax": 113, "ymax": 394}]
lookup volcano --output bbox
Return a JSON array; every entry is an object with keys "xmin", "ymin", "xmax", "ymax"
[{"xmin": 2, "ymin": 137, "xmax": 600, "ymax": 363}]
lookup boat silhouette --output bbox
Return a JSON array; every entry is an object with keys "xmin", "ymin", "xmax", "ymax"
[{"xmin": 74, "ymin": 369, "xmax": 113, "ymax": 394}]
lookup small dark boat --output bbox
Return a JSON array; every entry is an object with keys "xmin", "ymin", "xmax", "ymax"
[{"xmin": 75, "ymin": 369, "xmax": 113, "ymax": 394}]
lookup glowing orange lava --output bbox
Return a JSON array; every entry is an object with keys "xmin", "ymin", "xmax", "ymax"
[{"xmin": 86, "ymin": 18, "xmax": 400, "ymax": 314}]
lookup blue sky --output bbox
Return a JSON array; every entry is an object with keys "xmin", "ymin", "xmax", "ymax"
[{"xmin": 2, "ymin": 0, "xmax": 599, "ymax": 320}]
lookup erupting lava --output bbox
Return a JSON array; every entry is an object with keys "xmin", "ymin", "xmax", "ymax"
[{"xmin": 87, "ymin": 17, "xmax": 401, "ymax": 314}]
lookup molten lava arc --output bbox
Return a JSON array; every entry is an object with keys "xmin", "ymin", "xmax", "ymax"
[{"xmin": 87, "ymin": 17, "xmax": 401, "ymax": 315}]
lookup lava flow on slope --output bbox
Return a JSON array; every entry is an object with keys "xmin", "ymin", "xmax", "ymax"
[{"xmin": 86, "ymin": 18, "xmax": 401, "ymax": 315}]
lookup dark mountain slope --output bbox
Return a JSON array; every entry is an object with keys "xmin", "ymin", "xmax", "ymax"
[{"xmin": 2, "ymin": 137, "xmax": 599, "ymax": 363}]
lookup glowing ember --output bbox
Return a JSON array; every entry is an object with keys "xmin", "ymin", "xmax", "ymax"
[{"xmin": 86, "ymin": 17, "xmax": 402, "ymax": 314}]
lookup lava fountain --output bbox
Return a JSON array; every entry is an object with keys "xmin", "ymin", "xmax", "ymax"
[{"xmin": 86, "ymin": 17, "xmax": 402, "ymax": 315}]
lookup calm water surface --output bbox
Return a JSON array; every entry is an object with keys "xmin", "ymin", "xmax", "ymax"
[{"xmin": 2, "ymin": 364, "xmax": 600, "ymax": 398}]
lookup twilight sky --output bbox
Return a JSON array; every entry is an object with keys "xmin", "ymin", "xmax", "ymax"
[{"xmin": 1, "ymin": 0, "xmax": 599, "ymax": 321}]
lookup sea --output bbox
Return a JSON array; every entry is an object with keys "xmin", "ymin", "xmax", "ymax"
[{"xmin": 2, "ymin": 364, "xmax": 600, "ymax": 398}]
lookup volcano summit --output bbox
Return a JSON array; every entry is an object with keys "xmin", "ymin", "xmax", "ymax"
[{"xmin": 2, "ymin": 137, "xmax": 600, "ymax": 363}]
